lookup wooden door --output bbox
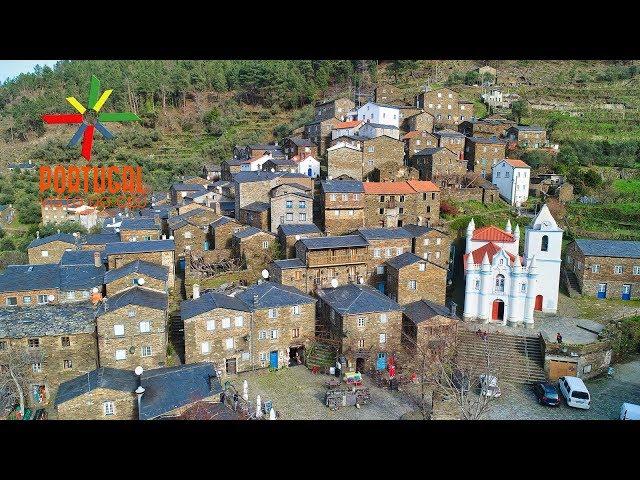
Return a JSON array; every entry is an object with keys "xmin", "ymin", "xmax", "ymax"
[
  {"xmin": 535, "ymin": 295, "xmax": 543, "ymax": 311},
  {"xmin": 548, "ymin": 360, "xmax": 577, "ymax": 381}
]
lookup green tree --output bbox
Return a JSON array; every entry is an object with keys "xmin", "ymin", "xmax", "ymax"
[{"xmin": 510, "ymin": 100, "xmax": 530, "ymax": 123}]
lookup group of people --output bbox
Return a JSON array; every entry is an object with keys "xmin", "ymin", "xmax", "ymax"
[{"xmin": 475, "ymin": 329, "xmax": 489, "ymax": 341}]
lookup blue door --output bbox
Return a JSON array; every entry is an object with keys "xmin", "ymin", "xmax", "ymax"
[
  {"xmin": 203, "ymin": 241, "xmax": 210, "ymax": 251},
  {"xmin": 178, "ymin": 258, "xmax": 186, "ymax": 272},
  {"xmin": 269, "ymin": 351, "xmax": 278, "ymax": 369},
  {"xmin": 622, "ymin": 284, "xmax": 631, "ymax": 301},
  {"xmin": 376, "ymin": 352, "xmax": 387, "ymax": 371},
  {"xmin": 377, "ymin": 282, "xmax": 385, "ymax": 293},
  {"xmin": 597, "ymin": 283, "xmax": 607, "ymax": 299},
  {"xmin": 307, "ymin": 167, "xmax": 313, "ymax": 177}
]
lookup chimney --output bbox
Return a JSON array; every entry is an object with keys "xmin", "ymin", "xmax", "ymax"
[
  {"xmin": 93, "ymin": 251, "xmax": 101, "ymax": 268},
  {"xmin": 193, "ymin": 284, "xmax": 200, "ymax": 299}
]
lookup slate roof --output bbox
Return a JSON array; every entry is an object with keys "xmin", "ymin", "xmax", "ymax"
[
  {"xmin": 272, "ymin": 258, "xmax": 306, "ymax": 270},
  {"xmin": 0, "ymin": 303, "xmax": 96, "ymax": 339},
  {"xmin": 60, "ymin": 250, "xmax": 98, "ymax": 266},
  {"xmin": 219, "ymin": 202, "xmax": 235, "ymax": 212},
  {"xmin": 0, "ymin": 204, "xmax": 10, "ymax": 212},
  {"xmin": 171, "ymin": 183, "xmax": 206, "ymax": 192},
  {"xmin": 0, "ymin": 264, "xmax": 61, "ymax": 292},
  {"xmin": 81, "ymin": 233, "xmax": 121, "ymax": 245},
  {"xmin": 181, "ymin": 291, "xmax": 251, "ymax": 320},
  {"xmin": 575, "ymin": 239, "xmax": 640, "ymax": 259},
  {"xmin": 59, "ymin": 264, "xmax": 106, "ymax": 292},
  {"xmin": 278, "ymin": 224, "xmax": 322, "ymax": 236},
  {"xmin": 167, "ymin": 209, "xmax": 209, "ymax": 230},
  {"xmin": 264, "ymin": 158, "xmax": 296, "ymax": 166},
  {"xmin": 362, "ymin": 122, "xmax": 399, "ymax": 130},
  {"xmin": 236, "ymin": 281, "xmax": 315, "ymax": 309},
  {"xmin": 402, "ymin": 224, "xmax": 438, "ymax": 237},
  {"xmin": 317, "ymin": 284, "xmax": 402, "ymax": 315},
  {"xmin": 241, "ymin": 201, "xmax": 270, "ymax": 213},
  {"xmin": 403, "ymin": 299, "xmax": 457, "ymax": 324},
  {"xmin": 28, "ymin": 233, "xmax": 76, "ymax": 249},
  {"xmin": 97, "ymin": 287, "xmax": 168, "ymax": 316},
  {"xmin": 300, "ymin": 235, "xmax": 369, "ymax": 250},
  {"xmin": 385, "ymin": 252, "xmax": 424, "ymax": 269},
  {"xmin": 139, "ymin": 363, "xmax": 223, "ymax": 420},
  {"xmin": 210, "ymin": 216, "xmax": 236, "ymax": 228},
  {"xmin": 434, "ymin": 129, "xmax": 465, "ymax": 138},
  {"xmin": 232, "ymin": 171, "xmax": 283, "ymax": 184},
  {"xmin": 233, "ymin": 226, "xmax": 270, "ymax": 239},
  {"xmin": 120, "ymin": 217, "xmax": 159, "ymax": 230},
  {"xmin": 320, "ymin": 180, "xmax": 364, "ymax": 193},
  {"xmin": 357, "ymin": 228, "xmax": 413, "ymax": 241},
  {"xmin": 414, "ymin": 147, "xmax": 444, "ymax": 156},
  {"xmin": 103, "ymin": 260, "xmax": 169, "ymax": 285},
  {"xmin": 54, "ymin": 367, "xmax": 137, "ymax": 406},
  {"xmin": 511, "ymin": 125, "xmax": 545, "ymax": 132},
  {"xmin": 467, "ymin": 136, "xmax": 506, "ymax": 144},
  {"xmin": 104, "ymin": 239, "xmax": 175, "ymax": 256}
]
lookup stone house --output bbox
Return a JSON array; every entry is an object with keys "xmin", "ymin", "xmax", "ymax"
[
  {"xmin": 0, "ymin": 303, "xmax": 98, "ymax": 409},
  {"xmin": 402, "ymin": 224, "xmax": 451, "ymax": 269},
  {"xmin": 416, "ymin": 88, "xmax": 474, "ymax": 126},
  {"xmin": 305, "ymin": 117, "xmax": 340, "ymax": 155},
  {"xmin": 269, "ymin": 183, "xmax": 313, "ymax": 234},
  {"xmin": 361, "ymin": 135, "xmax": 405, "ymax": 180},
  {"xmin": 317, "ymin": 284, "xmax": 403, "ymax": 373},
  {"xmin": 202, "ymin": 163, "xmax": 221, "ymax": 181},
  {"xmin": 234, "ymin": 144, "xmax": 285, "ymax": 161},
  {"xmin": 80, "ymin": 233, "xmax": 121, "ymax": 251},
  {"xmin": 411, "ymin": 147, "xmax": 467, "ymax": 187},
  {"xmin": 282, "ymin": 137, "xmax": 318, "ymax": 160},
  {"xmin": 238, "ymin": 202, "xmax": 270, "ymax": 230},
  {"xmin": 119, "ymin": 217, "xmax": 161, "ymax": 242},
  {"xmin": 104, "ymin": 239, "xmax": 176, "ymax": 286},
  {"xmin": 221, "ymin": 158, "xmax": 246, "ymax": 181},
  {"xmin": 209, "ymin": 216, "xmax": 244, "ymax": 251},
  {"xmin": 359, "ymin": 122, "xmax": 401, "ymax": 140},
  {"xmin": 464, "ymin": 136, "xmax": 507, "ymax": 178},
  {"xmin": 103, "ymin": 260, "xmax": 169, "ymax": 297},
  {"xmin": 54, "ymin": 362, "xmax": 223, "ymax": 420},
  {"xmin": 331, "ymin": 120, "xmax": 363, "ymax": 140},
  {"xmin": 267, "ymin": 258, "xmax": 309, "ymax": 292},
  {"xmin": 434, "ymin": 129, "xmax": 466, "ymax": 158},
  {"xmin": 96, "ymin": 287, "xmax": 168, "ymax": 370},
  {"xmin": 404, "ymin": 111, "xmax": 435, "ymax": 133},
  {"xmin": 41, "ymin": 198, "xmax": 98, "ymax": 230},
  {"xmin": 313, "ymin": 97, "xmax": 355, "ymax": 123},
  {"xmin": 371, "ymin": 162, "xmax": 420, "ymax": 183},
  {"xmin": 169, "ymin": 183, "xmax": 207, "ymax": 206},
  {"xmin": 326, "ymin": 142, "xmax": 363, "ymax": 180},
  {"xmin": 356, "ymin": 228, "xmax": 413, "ymax": 292},
  {"xmin": 261, "ymin": 158, "xmax": 297, "ymax": 174},
  {"xmin": 565, "ymin": 239, "xmax": 640, "ymax": 300},
  {"xmin": 385, "ymin": 252, "xmax": 447, "ymax": 305},
  {"xmin": 506, "ymin": 125, "xmax": 547, "ymax": 148},
  {"xmin": 362, "ymin": 180, "xmax": 441, "ymax": 228},
  {"xmin": 459, "ymin": 118, "xmax": 515, "ymax": 138},
  {"xmin": 319, "ymin": 179, "xmax": 365, "ymax": 235},
  {"xmin": 277, "ymin": 224, "xmax": 323, "ymax": 259},
  {"xmin": 403, "ymin": 130, "xmax": 439, "ymax": 158},
  {"xmin": 401, "ymin": 300, "xmax": 459, "ymax": 358},
  {"xmin": 27, "ymin": 232, "xmax": 76, "ymax": 265},
  {"xmin": 231, "ymin": 227, "xmax": 278, "ymax": 271}
]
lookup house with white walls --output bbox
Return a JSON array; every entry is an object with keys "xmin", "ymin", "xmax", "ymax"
[
  {"xmin": 356, "ymin": 102, "xmax": 401, "ymax": 128},
  {"xmin": 492, "ymin": 158, "xmax": 531, "ymax": 206},
  {"xmin": 294, "ymin": 155, "xmax": 321, "ymax": 178}
]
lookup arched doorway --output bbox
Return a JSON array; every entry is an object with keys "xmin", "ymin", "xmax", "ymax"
[
  {"xmin": 535, "ymin": 295, "xmax": 543, "ymax": 311},
  {"xmin": 491, "ymin": 299, "xmax": 504, "ymax": 321}
]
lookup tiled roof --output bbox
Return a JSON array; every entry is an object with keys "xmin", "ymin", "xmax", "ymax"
[
  {"xmin": 300, "ymin": 235, "xmax": 369, "ymax": 250},
  {"xmin": 278, "ymin": 224, "xmax": 322, "ymax": 236},
  {"xmin": 463, "ymin": 242, "xmax": 520, "ymax": 269},
  {"xmin": 334, "ymin": 120, "xmax": 362, "ymax": 129},
  {"xmin": 0, "ymin": 264, "xmax": 61, "ymax": 292},
  {"xmin": 28, "ymin": 233, "xmax": 76, "ymax": 249},
  {"xmin": 0, "ymin": 303, "xmax": 96, "ymax": 339},
  {"xmin": 320, "ymin": 180, "xmax": 364, "ymax": 193},
  {"xmin": 404, "ymin": 299, "xmax": 457, "ymax": 324},
  {"xmin": 81, "ymin": 233, "xmax": 121, "ymax": 245},
  {"xmin": 402, "ymin": 131, "xmax": 421, "ymax": 140},
  {"xmin": 402, "ymin": 224, "xmax": 438, "ymax": 238},
  {"xmin": 504, "ymin": 158, "xmax": 530, "ymax": 169},
  {"xmin": 240, "ymin": 201, "xmax": 270, "ymax": 213},
  {"xmin": 575, "ymin": 239, "xmax": 640, "ymax": 259},
  {"xmin": 98, "ymin": 287, "xmax": 168, "ymax": 316},
  {"xmin": 233, "ymin": 226, "xmax": 272, "ymax": 239},
  {"xmin": 317, "ymin": 284, "xmax": 402, "ymax": 315},
  {"xmin": 236, "ymin": 281, "xmax": 315, "ymax": 309},
  {"xmin": 104, "ymin": 239, "xmax": 175, "ymax": 256},
  {"xmin": 55, "ymin": 367, "xmax": 137, "ymax": 406},
  {"xmin": 103, "ymin": 260, "xmax": 169, "ymax": 285},
  {"xmin": 139, "ymin": 363, "xmax": 223, "ymax": 420},
  {"xmin": 362, "ymin": 180, "xmax": 439, "ymax": 195},
  {"xmin": 471, "ymin": 226, "xmax": 515, "ymax": 242},
  {"xmin": 385, "ymin": 252, "xmax": 424, "ymax": 269},
  {"xmin": 357, "ymin": 228, "xmax": 413, "ymax": 241},
  {"xmin": 272, "ymin": 258, "xmax": 306, "ymax": 270},
  {"xmin": 181, "ymin": 291, "xmax": 250, "ymax": 320},
  {"xmin": 60, "ymin": 250, "xmax": 98, "ymax": 266}
]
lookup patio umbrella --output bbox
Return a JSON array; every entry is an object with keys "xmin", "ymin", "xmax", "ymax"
[
  {"xmin": 243, "ymin": 380, "xmax": 249, "ymax": 401},
  {"xmin": 256, "ymin": 395, "xmax": 263, "ymax": 418}
]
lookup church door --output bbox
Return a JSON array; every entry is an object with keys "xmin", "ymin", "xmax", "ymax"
[
  {"xmin": 535, "ymin": 295, "xmax": 543, "ymax": 311},
  {"xmin": 491, "ymin": 299, "xmax": 504, "ymax": 321}
]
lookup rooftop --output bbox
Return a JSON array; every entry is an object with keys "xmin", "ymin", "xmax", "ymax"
[
  {"xmin": 240, "ymin": 201, "xmax": 270, "ymax": 213},
  {"xmin": 385, "ymin": 252, "xmax": 425, "ymax": 269},
  {"xmin": 272, "ymin": 258, "xmax": 306, "ymax": 270},
  {"xmin": 320, "ymin": 180, "xmax": 364, "ymax": 193},
  {"xmin": 103, "ymin": 260, "xmax": 169, "ymax": 285},
  {"xmin": 236, "ymin": 281, "xmax": 315, "ymax": 309},
  {"xmin": 467, "ymin": 136, "xmax": 506, "ymax": 145},
  {"xmin": 317, "ymin": 283, "xmax": 402, "ymax": 315},
  {"xmin": 334, "ymin": 120, "xmax": 362, "ymax": 129},
  {"xmin": 278, "ymin": 224, "xmax": 322, "ymax": 236},
  {"xmin": 404, "ymin": 299, "xmax": 458, "ymax": 324},
  {"xmin": 181, "ymin": 291, "xmax": 251, "ymax": 320},
  {"xmin": 233, "ymin": 226, "xmax": 272, "ymax": 240},
  {"xmin": 0, "ymin": 303, "xmax": 97, "ymax": 338},
  {"xmin": 362, "ymin": 180, "xmax": 439, "ymax": 194},
  {"xmin": 54, "ymin": 367, "xmax": 138, "ymax": 406},
  {"xmin": 575, "ymin": 239, "xmax": 640, "ymax": 259},
  {"xmin": 28, "ymin": 232, "xmax": 76, "ymax": 249},
  {"xmin": 300, "ymin": 234, "xmax": 369, "ymax": 250},
  {"xmin": 104, "ymin": 239, "xmax": 175, "ymax": 256},
  {"xmin": 357, "ymin": 228, "xmax": 413, "ymax": 241},
  {"xmin": 120, "ymin": 217, "xmax": 159, "ymax": 231},
  {"xmin": 97, "ymin": 287, "xmax": 168, "ymax": 316},
  {"xmin": 504, "ymin": 158, "xmax": 530, "ymax": 169},
  {"xmin": 471, "ymin": 225, "xmax": 515, "ymax": 243}
]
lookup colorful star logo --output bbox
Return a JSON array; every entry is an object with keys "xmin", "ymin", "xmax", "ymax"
[{"xmin": 42, "ymin": 75, "xmax": 140, "ymax": 161}]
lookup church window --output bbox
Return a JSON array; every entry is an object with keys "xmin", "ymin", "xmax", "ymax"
[
  {"xmin": 495, "ymin": 274, "xmax": 505, "ymax": 292},
  {"xmin": 474, "ymin": 280, "xmax": 480, "ymax": 290},
  {"xmin": 521, "ymin": 283, "xmax": 526, "ymax": 293},
  {"xmin": 541, "ymin": 235, "xmax": 549, "ymax": 252}
]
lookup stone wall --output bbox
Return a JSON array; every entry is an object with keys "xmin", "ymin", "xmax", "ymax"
[
  {"xmin": 106, "ymin": 273, "xmax": 167, "ymax": 297},
  {"xmin": 386, "ymin": 261, "xmax": 446, "ymax": 305},
  {"xmin": 120, "ymin": 228, "xmax": 160, "ymax": 242},
  {"xmin": 232, "ymin": 233, "xmax": 277, "ymax": 271},
  {"xmin": 56, "ymin": 388, "xmax": 136, "ymax": 420},
  {"xmin": 361, "ymin": 136, "xmax": 405, "ymax": 180},
  {"xmin": 28, "ymin": 240, "xmax": 75, "ymax": 265},
  {"xmin": 238, "ymin": 208, "xmax": 270, "ymax": 231},
  {"xmin": 321, "ymin": 192, "xmax": 365, "ymax": 235},
  {"xmin": 411, "ymin": 229, "xmax": 451, "ymax": 269},
  {"xmin": 363, "ymin": 191, "xmax": 440, "ymax": 228},
  {"xmin": 327, "ymin": 146, "xmax": 362, "ymax": 180}
]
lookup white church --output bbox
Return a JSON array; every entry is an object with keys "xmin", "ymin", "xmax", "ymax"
[{"xmin": 462, "ymin": 205, "xmax": 563, "ymax": 327}]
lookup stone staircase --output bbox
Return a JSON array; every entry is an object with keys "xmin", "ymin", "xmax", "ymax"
[
  {"xmin": 305, "ymin": 342, "xmax": 337, "ymax": 370},
  {"xmin": 457, "ymin": 330, "xmax": 546, "ymax": 384},
  {"xmin": 561, "ymin": 268, "xmax": 582, "ymax": 297}
]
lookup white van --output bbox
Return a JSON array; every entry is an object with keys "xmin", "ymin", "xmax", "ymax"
[
  {"xmin": 620, "ymin": 403, "xmax": 640, "ymax": 420},
  {"xmin": 558, "ymin": 376, "xmax": 591, "ymax": 409}
]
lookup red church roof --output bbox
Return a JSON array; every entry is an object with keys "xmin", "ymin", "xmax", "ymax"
[
  {"xmin": 471, "ymin": 225, "xmax": 515, "ymax": 242},
  {"xmin": 463, "ymin": 242, "xmax": 522, "ymax": 271}
]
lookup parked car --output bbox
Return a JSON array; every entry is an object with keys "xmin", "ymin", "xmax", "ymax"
[
  {"xmin": 479, "ymin": 374, "xmax": 501, "ymax": 397},
  {"xmin": 620, "ymin": 403, "xmax": 640, "ymax": 420},
  {"xmin": 452, "ymin": 369, "xmax": 470, "ymax": 394},
  {"xmin": 558, "ymin": 376, "xmax": 590, "ymax": 409},
  {"xmin": 533, "ymin": 382, "xmax": 560, "ymax": 406}
]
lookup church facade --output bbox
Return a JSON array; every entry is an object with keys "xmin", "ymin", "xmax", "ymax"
[{"xmin": 462, "ymin": 205, "xmax": 562, "ymax": 327}]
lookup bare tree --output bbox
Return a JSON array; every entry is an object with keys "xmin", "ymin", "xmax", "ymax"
[{"xmin": 0, "ymin": 344, "xmax": 44, "ymax": 417}]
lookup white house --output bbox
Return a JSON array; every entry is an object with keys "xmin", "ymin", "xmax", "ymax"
[
  {"xmin": 462, "ymin": 205, "xmax": 562, "ymax": 327},
  {"xmin": 331, "ymin": 120, "xmax": 362, "ymax": 140},
  {"xmin": 295, "ymin": 155, "xmax": 320, "ymax": 178},
  {"xmin": 356, "ymin": 102, "xmax": 401, "ymax": 128},
  {"xmin": 358, "ymin": 122, "xmax": 400, "ymax": 140},
  {"xmin": 492, "ymin": 158, "xmax": 531, "ymax": 206}
]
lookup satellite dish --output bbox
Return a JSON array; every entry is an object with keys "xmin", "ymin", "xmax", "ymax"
[
  {"xmin": 261, "ymin": 269, "xmax": 269, "ymax": 279},
  {"xmin": 47, "ymin": 294, "xmax": 55, "ymax": 302},
  {"xmin": 358, "ymin": 277, "xmax": 364, "ymax": 285},
  {"xmin": 270, "ymin": 168, "xmax": 275, "ymax": 172},
  {"xmin": 138, "ymin": 278, "xmax": 146, "ymax": 286},
  {"xmin": 92, "ymin": 287, "xmax": 99, "ymax": 294},
  {"xmin": 135, "ymin": 366, "xmax": 144, "ymax": 376},
  {"xmin": 330, "ymin": 279, "xmax": 339, "ymax": 288},
  {"xmin": 295, "ymin": 235, "xmax": 301, "ymax": 241},
  {"xmin": 169, "ymin": 235, "xmax": 174, "ymax": 240}
]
